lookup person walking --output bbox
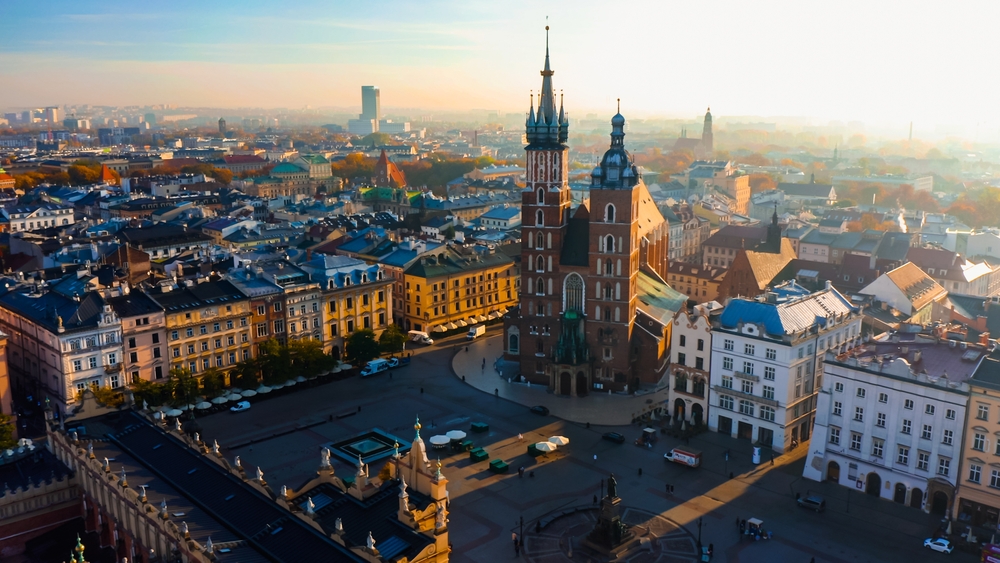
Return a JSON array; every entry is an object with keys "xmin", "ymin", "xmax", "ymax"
[{"xmin": 518, "ymin": 433, "xmax": 523, "ymax": 441}]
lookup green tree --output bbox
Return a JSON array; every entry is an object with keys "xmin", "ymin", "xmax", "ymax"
[
  {"xmin": 131, "ymin": 379, "xmax": 167, "ymax": 407},
  {"xmin": 232, "ymin": 358, "xmax": 263, "ymax": 388},
  {"xmin": 360, "ymin": 132, "xmax": 392, "ymax": 147},
  {"xmin": 378, "ymin": 324, "xmax": 405, "ymax": 354},
  {"xmin": 288, "ymin": 339, "xmax": 334, "ymax": 377},
  {"xmin": 0, "ymin": 413, "xmax": 14, "ymax": 450},
  {"xmin": 442, "ymin": 225, "xmax": 456, "ymax": 240},
  {"xmin": 169, "ymin": 368, "xmax": 199, "ymax": 405},
  {"xmin": 346, "ymin": 328, "xmax": 380, "ymax": 365},
  {"xmin": 201, "ymin": 368, "xmax": 225, "ymax": 396},
  {"xmin": 258, "ymin": 339, "xmax": 291, "ymax": 384}
]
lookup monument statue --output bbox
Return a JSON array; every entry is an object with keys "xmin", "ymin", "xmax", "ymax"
[{"xmin": 607, "ymin": 473, "xmax": 617, "ymax": 499}]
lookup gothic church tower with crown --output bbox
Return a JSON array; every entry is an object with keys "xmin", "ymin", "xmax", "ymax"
[{"xmin": 503, "ymin": 28, "xmax": 677, "ymax": 397}]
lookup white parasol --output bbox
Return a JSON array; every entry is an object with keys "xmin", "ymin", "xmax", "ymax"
[
  {"xmin": 241, "ymin": 389, "xmax": 257, "ymax": 398},
  {"xmin": 165, "ymin": 409, "xmax": 183, "ymax": 417},
  {"xmin": 211, "ymin": 396, "xmax": 230, "ymax": 404},
  {"xmin": 535, "ymin": 441, "xmax": 557, "ymax": 453},
  {"xmin": 429, "ymin": 435, "xmax": 450, "ymax": 447},
  {"xmin": 195, "ymin": 402, "xmax": 212, "ymax": 410},
  {"xmin": 549, "ymin": 436, "xmax": 570, "ymax": 446},
  {"xmin": 226, "ymin": 393, "xmax": 243, "ymax": 402},
  {"xmin": 284, "ymin": 379, "xmax": 297, "ymax": 387},
  {"xmin": 295, "ymin": 376, "xmax": 306, "ymax": 383},
  {"xmin": 256, "ymin": 386, "xmax": 272, "ymax": 394},
  {"xmin": 446, "ymin": 430, "xmax": 467, "ymax": 441},
  {"xmin": 456, "ymin": 319, "xmax": 468, "ymax": 327}
]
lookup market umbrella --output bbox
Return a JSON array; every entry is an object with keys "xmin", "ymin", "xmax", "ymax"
[
  {"xmin": 211, "ymin": 396, "xmax": 230, "ymax": 404},
  {"xmin": 284, "ymin": 379, "xmax": 297, "ymax": 387},
  {"xmin": 295, "ymin": 376, "xmax": 306, "ymax": 383},
  {"xmin": 165, "ymin": 409, "xmax": 183, "ymax": 417},
  {"xmin": 429, "ymin": 435, "xmax": 450, "ymax": 447},
  {"xmin": 549, "ymin": 436, "xmax": 570, "ymax": 446},
  {"xmin": 241, "ymin": 389, "xmax": 257, "ymax": 398},
  {"xmin": 433, "ymin": 325, "xmax": 447, "ymax": 333},
  {"xmin": 256, "ymin": 385, "xmax": 272, "ymax": 394},
  {"xmin": 446, "ymin": 430, "xmax": 467, "ymax": 441},
  {"xmin": 331, "ymin": 366, "xmax": 342, "ymax": 373},
  {"xmin": 456, "ymin": 319, "xmax": 468, "ymax": 327},
  {"xmin": 229, "ymin": 388, "xmax": 243, "ymax": 394},
  {"xmin": 226, "ymin": 393, "xmax": 243, "ymax": 402},
  {"xmin": 195, "ymin": 402, "xmax": 212, "ymax": 410},
  {"xmin": 446, "ymin": 322, "xmax": 458, "ymax": 330},
  {"xmin": 487, "ymin": 312, "xmax": 499, "ymax": 320},
  {"xmin": 340, "ymin": 364, "xmax": 353, "ymax": 370},
  {"xmin": 178, "ymin": 404, "xmax": 190, "ymax": 411},
  {"xmin": 271, "ymin": 382, "xmax": 285, "ymax": 390},
  {"xmin": 535, "ymin": 441, "xmax": 557, "ymax": 453},
  {"xmin": 477, "ymin": 314, "xmax": 488, "ymax": 322}
]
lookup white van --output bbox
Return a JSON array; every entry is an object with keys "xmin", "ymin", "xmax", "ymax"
[
  {"xmin": 467, "ymin": 325, "xmax": 486, "ymax": 340},
  {"xmin": 360, "ymin": 358, "xmax": 390, "ymax": 377},
  {"xmin": 407, "ymin": 330, "xmax": 434, "ymax": 346}
]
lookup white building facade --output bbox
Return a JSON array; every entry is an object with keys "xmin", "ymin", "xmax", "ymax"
[
  {"xmin": 803, "ymin": 335, "xmax": 985, "ymax": 515},
  {"xmin": 709, "ymin": 281, "xmax": 861, "ymax": 453},
  {"xmin": 669, "ymin": 302, "xmax": 722, "ymax": 427}
]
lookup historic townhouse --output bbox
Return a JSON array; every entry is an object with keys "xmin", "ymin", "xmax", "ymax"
[
  {"xmin": 709, "ymin": 280, "xmax": 860, "ymax": 452},
  {"xmin": 805, "ymin": 331, "xmax": 987, "ymax": 516},
  {"xmin": 299, "ymin": 254, "xmax": 393, "ymax": 358},
  {"xmin": 109, "ymin": 290, "xmax": 167, "ymax": 384},
  {"xmin": 149, "ymin": 280, "xmax": 252, "ymax": 378},
  {"xmin": 0, "ymin": 285, "xmax": 123, "ymax": 414},
  {"xmin": 669, "ymin": 301, "xmax": 723, "ymax": 427}
]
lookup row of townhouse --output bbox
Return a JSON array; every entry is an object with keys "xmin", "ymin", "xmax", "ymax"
[{"xmin": 0, "ymin": 255, "xmax": 394, "ymax": 416}]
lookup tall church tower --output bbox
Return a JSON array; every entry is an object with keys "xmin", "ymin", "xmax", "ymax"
[
  {"xmin": 587, "ymin": 106, "xmax": 642, "ymax": 383},
  {"xmin": 701, "ymin": 107, "xmax": 713, "ymax": 155},
  {"xmin": 521, "ymin": 26, "xmax": 571, "ymax": 330}
]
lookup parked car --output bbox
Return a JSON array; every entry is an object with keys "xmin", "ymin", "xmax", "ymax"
[
  {"xmin": 602, "ymin": 432, "xmax": 626, "ymax": 444},
  {"xmin": 796, "ymin": 495, "xmax": 826, "ymax": 512},
  {"xmin": 230, "ymin": 401, "xmax": 251, "ymax": 413},
  {"xmin": 530, "ymin": 405, "xmax": 549, "ymax": 416},
  {"xmin": 923, "ymin": 538, "xmax": 954, "ymax": 553}
]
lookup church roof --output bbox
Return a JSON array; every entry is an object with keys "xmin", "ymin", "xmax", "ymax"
[
  {"xmin": 635, "ymin": 183, "xmax": 666, "ymax": 239},
  {"xmin": 743, "ymin": 239, "xmax": 798, "ymax": 291},
  {"xmin": 636, "ymin": 271, "xmax": 687, "ymax": 324}
]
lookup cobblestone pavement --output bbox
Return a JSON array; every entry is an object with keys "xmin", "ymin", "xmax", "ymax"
[{"xmin": 194, "ymin": 336, "xmax": 975, "ymax": 563}]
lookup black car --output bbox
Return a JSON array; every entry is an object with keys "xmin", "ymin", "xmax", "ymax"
[
  {"xmin": 602, "ymin": 432, "xmax": 626, "ymax": 444},
  {"xmin": 796, "ymin": 495, "xmax": 826, "ymax": 512},
  {"xmin": 530, "ymin": 405, "xmax": 550, "ymax": 416}
]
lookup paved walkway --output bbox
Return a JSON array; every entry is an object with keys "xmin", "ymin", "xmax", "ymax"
[{"xmin": 451, "ymin": 334, "xmax": 671, "ymax": 426}]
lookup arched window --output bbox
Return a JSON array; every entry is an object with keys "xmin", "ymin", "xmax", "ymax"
[
  {"xmin": 564, "ymin": 273, "xmax": 584, "ymax": 312},
  {"xmin": 605, "ymin": 235, "xmax": 615, "ymax": 253},
  {"xmin": 535, "ymin": 232, "xmax": 544, "ymax": 249},
  {"xmin": 536, "ymin": 209, "xmax": 544, "ymax": 226},
  {"xmin": 509, "ymin": 333, "xmax": 519, "ymax": 354},
  {"xmin": 536, "ymin": 278, "xmax": 545, "ymax": 294},
  {"xmin": 604, "ymin": 285, "xmax": 613, "ymax": 300},
  {"xmin": 536, "ymin": 256, "xmax": 545, "ymax": 271},
  {"xmin": 537, "ymin": 188, "xmax": 544, "ymax": 205},
  {"xmin": 605, "ymin": 204, "xmax": 615, "ymax": 223}
]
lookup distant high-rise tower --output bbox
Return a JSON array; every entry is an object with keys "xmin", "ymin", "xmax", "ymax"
[
  {"xmin": 702, "ymin": 107, "xmax": 713, "ymax": 155},
  {"xmin": 218, "ymin": 117, "xmax": 226, "ymax": 135},
  {"xmin": 361, "ymin": 86, "xmax": 381, "ymax": 122}
]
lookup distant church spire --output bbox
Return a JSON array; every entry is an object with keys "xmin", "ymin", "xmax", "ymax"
[
  {"xmin": 702, "ymin": 107, "xmax": 714, "ymax": 155},
  {"xmin": 526, "ymin": 25, "xmax": 567, "ymax": 147}
]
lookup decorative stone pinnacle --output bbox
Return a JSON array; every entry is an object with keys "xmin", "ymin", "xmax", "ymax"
[{"xmin": 234, "ymin": 455, "xmax": 241, "ymax": 468}]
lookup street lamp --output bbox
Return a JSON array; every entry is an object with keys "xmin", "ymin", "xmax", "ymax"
[{"xmin": 697, "ymin": 517, "xmax": 703, "ymax": 550}]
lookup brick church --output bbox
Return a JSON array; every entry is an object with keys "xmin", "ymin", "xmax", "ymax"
[{"xmin": 503, "ymin": 29, "xmax": 682, "ymax": 396}]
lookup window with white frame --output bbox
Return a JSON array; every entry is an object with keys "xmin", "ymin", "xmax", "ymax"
[
  {"xmin": 856, "ymin": 388, "xmax": 866, "ymax": 399},
  {"xmin": 723, "ymin": 357, "xmax": 733, "ymax": 370},
  {"xmin": 763, "ymin": 386, "xmax": 775, "ymax": 400},
  {"xmin": 901, "ymin": 419, "xmax": 912, "ymax": 434},
  {"xmin": 904, "ymin": 399, "xmax": 914, "ymax": 410},
  {"xmin": 925, "ymin": 404, "xmax": 935, "ymax": 415},
  {"xmin": 974, "ymin": 433, "xmax": 986, "ymax": 451},
  {"xmin": 872, "ymin": 438, "xmax": 884, "ymax": 458},
  {"xmin": 854, "ymin": 406, "xmax": 864, "ymax": 422},
  {"xmin": 978, "ymin": 405, "xmax": 990, "ymax": 420},
  {"xmin": 946, "ymin": 409, "xmax": 956, "ymax": 420},
  {"xmin": 760, "ymin": 406, "xmax": 775, "ymax": 422},
  {"xmin": 943, "ymin": 429, "xmax": 954, "ymax": 445},
  {"xmin": 742, "ymin": 361, "xmax": 754, "ymax": 375},
  {"xmin": 766, "ymin": 348, "xmax": 776, "ymax": 360},
  {"xmin": 970, "ymin": 464, "xmax": 982, "ymax": 484},
  {"xmin": 991, "ymin": 469, "xmax": 1000, "ymax": 489},
  {"xmin": 833, "ymin": 401, "xmax": 842, "ymax": 416},
  {"xmin": 897, "ymin": 446, "xmax": 909, "ymax": 465},
  {"xmin": 764, "ymin": 366, "xmax": 775, "ymax": 380},
  {"xmin": 938, "ymin": 457, "xmax": 950, "ymax": 476},
  {"xmin": 917, "ymin": 451, "xmax": 930, "ymax": 471},
  {"xmin": 744, "ymin": 343, "xmax": 755, "ymax": 355},
  {"xmin": 829, "ymin": 426, "xmax": 841, "ymax": 445},
  {"xmin": 719, "ymin": 395, "xmax": 734, "ymax": 410},
  {"xmin": 834, "ymin": 382, "xmax": 844, "ymax": 392},
  {"xmin": 878, "ymin": 392, "xmax": 888, "ymax": 403},
  {"xmin": 741, "ymin": 380, "xmax": 754, "ymax": 394},
  {"xmin": 921, "ymin": 424, "xmax": 933, "ymax": 440},
  {"xmin": 876, "ymin": 412, "xmax": 886, "ymax": 428},
  {"xmin": 739, "ymin": 400, "xmax": 754, "ymax": 416},
  {"xmin": 724, "ymin": 339, "xmax": 734, "ymax": 351},
  {"xmin": 722, "ymin": 375, "xmax": 733, "ymax": 389},
  {"xmin": 850, "ymin": 433, "xmax": 862, "ymax": 451}
]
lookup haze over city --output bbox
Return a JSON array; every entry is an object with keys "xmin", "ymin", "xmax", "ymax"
[{"xmin": 4, "ymin": 0, "xmax": 1000, "ymax": 134}]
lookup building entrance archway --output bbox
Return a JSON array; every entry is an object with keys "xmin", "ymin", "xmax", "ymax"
[
  {"xmin": 893, "ymin": 483, "xmax": 907, "ymax": 504},
  {"xmin": 865, "ymin": 472, "xmax": 882, "ymax": 496},
  {"xmin": 673, "ymin": 398, "xmax": 686, "ymax": 421},
  {"xmin": 910, "ymin": 488, "xmax": 923, "ymax": 509},
  {"xmin": 827, "ymin": 461, "xmax": 840, "ymax": 482},
  {"xmin": 931, "ymin": 491, "xmax": 949, "ymax": 515},
  {"xmin": 691, "ymin": 403, "xmax": 704, "ymax": 427},
  {"xmin": 559, "ymin": 372, "xmax": 571, "ymax": 396}
]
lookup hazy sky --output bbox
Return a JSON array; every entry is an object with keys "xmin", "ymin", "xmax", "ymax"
[{"xmin": 2, "ymin": 0, "xmax": 998, "ymax": 129}]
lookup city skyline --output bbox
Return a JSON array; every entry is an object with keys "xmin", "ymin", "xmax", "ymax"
[{"xmin": 3, "ymin": 1, "xmax": 1000, "ymax": 132}]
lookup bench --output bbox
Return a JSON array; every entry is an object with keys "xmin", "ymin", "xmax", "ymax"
[
  {"xmin": 488, "ymin": 459, "xmax": 509, "ymax": 473},
  {"xmin": 470, "ymin": 448, "xmax": 489, "ymax": 462},
  {"xmin": 470, "ymin": 422, "xmax": 489, "ymax": 433}
]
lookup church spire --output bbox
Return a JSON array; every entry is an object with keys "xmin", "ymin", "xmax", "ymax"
[
  {"xmin": 526, "ymin": 25, "xmax": 566, "ymax": 149},
  {"xmin": 538, "ymin": 25, "xmax": 556, "ymax": 126}
]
